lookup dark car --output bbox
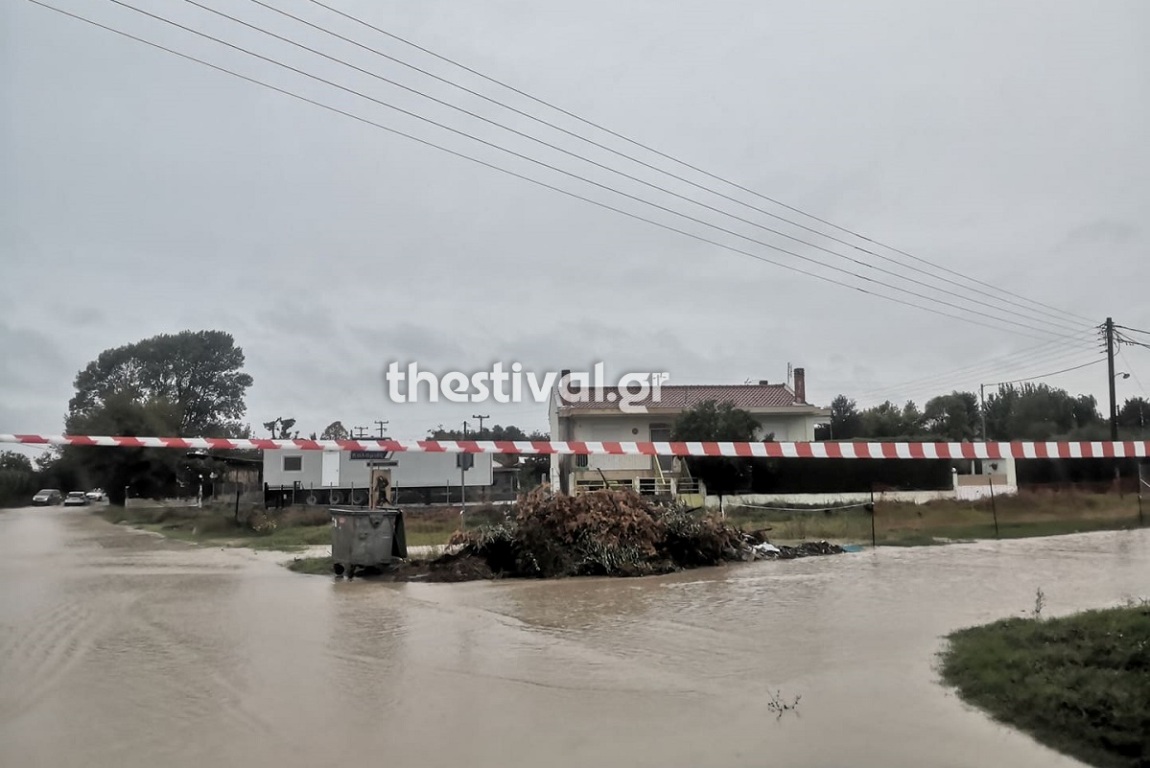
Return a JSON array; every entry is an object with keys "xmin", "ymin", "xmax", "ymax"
[
  {"xmin": 32, "ymin": 489, "xmax": 63, "ymax": 506},
  {"xmin": 63, "ymin": 491, "xmax": 91, "ymax": 507}
]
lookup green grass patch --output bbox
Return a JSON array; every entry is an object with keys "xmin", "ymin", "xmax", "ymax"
[
  {"xmin": 940, "ymin": 602, "xmax": 1150, "ymax": 767},
  {"xmin": 286, "ymin": 556, "xmax": 335, "ymax": 575},
  {"xmin": 723, "ymin": 491, "xmax": 1145, "ymax": 547}
]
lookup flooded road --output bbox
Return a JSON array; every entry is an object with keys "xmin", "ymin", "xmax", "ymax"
[{"xmin": 1, "ymin": 506, "xmax": 1147, "ymax": 767}]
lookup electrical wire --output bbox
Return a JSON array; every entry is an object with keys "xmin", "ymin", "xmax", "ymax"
[
  {"xmin": 860, "ymin": 350, "xmax": 1106, "ymax": 406},
  {"xmin": 226, "ymin": 0, "xmax": 1091, "ymax": 333},
  {"xmin": 302, "ymin": 0, "xmax": 1096, "ymax": 326},
  {"xmin": 1117, "ymin": 331, "xmax": 1150, "ymax": 352},
  {"xmin": 854, "ymin": 339, "xmax": 1107, "ymax": 404},
  {"xmin": 850, "ymin": 328, "xmax": 1103, "ymax": 400},
  {"xmin": 33, "ymin": 0, "xmax": 1088, "ymax": 343},
  {"xmin": 103, "ymin": 0, "xmax": 1093, "ymax": 341},
  {"xmin": 27, "ymin": 0, "xmax": 1084, "ymax": 344},
  {"xmin": 1118, "ymin": 348, "xmax": 1148, "ymax": 398},
  {"xmin": 1116, "ymin": 325, "xmax": 1150, "ymax": 339},
  {"xmin": 985, "ymin": 358, "xmax": 1105, "ymax": 387}
]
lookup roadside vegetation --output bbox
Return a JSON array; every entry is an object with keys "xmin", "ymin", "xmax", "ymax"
[
  {"xmin": 97, "ymin": 501, "xmax": 506, "ymax": 553},
  {"xmin": 723, "ymin": 489, "xmax": 1145, "ymax": 546},
  {"xmin": 98, "ymin": 486, "xmax": 1145, "ymax": 556},
  {"xmin": 940, "ymin": 597, "xmax": 1150, "ymax": 768}
]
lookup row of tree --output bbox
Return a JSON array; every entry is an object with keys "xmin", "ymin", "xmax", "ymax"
[
  {"xmin": 826, "ymin": 386, "xmax": 1149, "ymax": 442},
  {"xmin": 6, "ymin": 327, "xmax": 1148, "ymax": 506}
]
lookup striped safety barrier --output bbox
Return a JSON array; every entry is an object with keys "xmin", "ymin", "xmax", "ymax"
[{"xmin": 1, "ymin": 434, "xmax": 1148, "ymax": 459}]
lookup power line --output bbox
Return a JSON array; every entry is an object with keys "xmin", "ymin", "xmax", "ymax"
[
  {"xmin": 1118, "ymin": 348, "xmax": 1148, "ymax": 399},
  {"xmin": 109, "ymin": 0, "xmax": 1090, "ymax": 341},
  {"xmin": 1117, "ymin": 331, "xmax": 1150, "ymax": 352},
  {"xmin": 227, "ymin": 0, "xmax": 1090, "ymax": 333},
  {"xmin": 853, "ymin": 336, "xmax": 1107, "ymax": 403},
  {"xmin": 986, "ymin": 358, "xmax": 1105, "ymax": 387},
  {"xmin": 36, "ymin": 0, "xmax": 1086, "ymax": 343},
  {"xmin": 303, "ymin": 0, "xmax": 1095, "ymax": 326},
  {"xmin": 859, "ymin": 349, "xmax": 1105, "ymax": 406},
  {"xmin": 850, "ymin": 329, "xmax": 1103, "ymax": 400},
  {"xmin": 1116, "ymin": 324, "xmax": 1150, "ymax": 338}
]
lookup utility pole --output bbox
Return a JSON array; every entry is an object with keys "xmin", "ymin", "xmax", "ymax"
[
  {"xmin": 979, "ymin": 384, "xmax": 988, "ymax": 441},
  {"xmin": 472, "ymin": 414, "xmax": 489, "ymax": 433},
  {"xmin": 373, "ymin": 420, "xmax": 389, "ymax": 439},
  {"xmin": 462, "ymin": 421, "xmax": 469, "ymax": 437},
  {"xmin": 1106, "ymin": 317, "xmax": 1118, "ymax": 441}
]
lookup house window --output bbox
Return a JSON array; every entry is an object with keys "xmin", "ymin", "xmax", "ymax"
[
  {"xmin": 575, "ymin": 454, "xmax": 588, "ymax": 468},
  {"xmin": 283, "ymin": 456, "xmax": 303, "ymax": 472}
]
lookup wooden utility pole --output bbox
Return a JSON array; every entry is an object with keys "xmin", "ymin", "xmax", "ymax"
[
  {"xmin": 979, "ymin": 383, "xmax": 988, "ymax": 441},
  {"xmin": 1106, "ymin": 318, "xmax": 1118, "ymax": 441}
]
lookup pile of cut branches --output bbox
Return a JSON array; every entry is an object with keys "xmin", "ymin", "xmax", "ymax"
[{"xmin": 440, "ymin": 488, "xmax": 841, "ymax": 579}]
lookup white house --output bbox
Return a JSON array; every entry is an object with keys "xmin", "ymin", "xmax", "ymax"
[{"xmin": 548, "ymin": 367, "xmax": 830, "ymax": 496}]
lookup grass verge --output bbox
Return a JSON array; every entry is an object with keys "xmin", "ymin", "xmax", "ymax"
[
  {"xmin": 98, "ymin": 502, "xmax": 497, "ymax": 553},
  {"xmin": 286, "ymin": 556, "xmax": 335, "ymax": 575},
  {"xmin": 939, "ymin": 601, "xmax": 1150, "ymax": 768},
  {"xmin": 100, "ymin": 491, "xmax": 1145, "ymax": 554},
  {"xmin": 724, "ymin": 490, "xmax": 1145, "ymax": 546}
]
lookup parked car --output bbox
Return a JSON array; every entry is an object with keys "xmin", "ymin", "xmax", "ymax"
[
  {"xmin": 85, "ymin": 488, "xmax": 106, "ymax": 501},
  {"xmin": 63, "ymin": 491, "xmax": 91, "ymax": 507},
  {"xmin": 32, "ymin": 489, "xmax": 63, "ymax": 506}
]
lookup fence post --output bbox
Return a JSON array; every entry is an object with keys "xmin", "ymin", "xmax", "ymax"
[
  {"xmin": 1139, "ymin": 463, "xmax": 1145, "ymax": 527},
  {"xmin": 234, "ymin": 486, "xmax": 240, "ymax": 524},
  {"xmin": 869, "ymin": 484, "xmax": 876, "ymax": 549},
  {"xmin": 989, "ymin": 474, "xmax": 1000, "ymax": 539}
]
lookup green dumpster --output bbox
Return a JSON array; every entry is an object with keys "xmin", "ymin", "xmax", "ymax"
[{"xmin": 329, "ymin": 507, "xmax": 407, "ymax": 576}]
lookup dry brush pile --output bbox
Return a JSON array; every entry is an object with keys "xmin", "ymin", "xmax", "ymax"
[{"xmin": 435, "ymin": 488, "xmax": 843, "ymax": 580}]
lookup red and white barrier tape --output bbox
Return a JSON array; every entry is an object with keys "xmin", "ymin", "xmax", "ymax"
[{"xmin": 2, "ymin": 434, "xmax": 1148, "ymax": 459}]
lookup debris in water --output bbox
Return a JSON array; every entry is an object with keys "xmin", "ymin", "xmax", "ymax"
[{"xmin": 368, "ymin": 489, "xmax": 846, "ymax": 582}]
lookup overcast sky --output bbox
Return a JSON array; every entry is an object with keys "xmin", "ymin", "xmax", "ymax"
[{"xmin": 2, "ymin": 0, "xmax": 1148, "ymax": 448}]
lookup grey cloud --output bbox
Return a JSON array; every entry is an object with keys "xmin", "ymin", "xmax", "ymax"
[
  {"xmin": 2, "ymin": 0, "xmax": 1148, "ymax": 440},
  {"xmin": 1061, "ymin": 220, "xmax": 1139, "ymax": 248}
]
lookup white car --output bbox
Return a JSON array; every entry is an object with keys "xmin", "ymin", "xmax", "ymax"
[
  {"xmin": 63, "ymin": 491, "xmax": 91, "ymax": 507},
  {"xmin": 85, "ymin": 488, "xmax": 106, "ymax": 501}
]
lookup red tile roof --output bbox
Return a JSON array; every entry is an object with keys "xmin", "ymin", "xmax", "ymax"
[{"xmin": 556, "ymin": 384, "xmax": 821, "ymax": 411}]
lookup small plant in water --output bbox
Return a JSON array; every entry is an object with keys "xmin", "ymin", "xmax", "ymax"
[
  {"xmin": 1033, "ymin": 587, "xmax": 1045, "ymax": 621},
  {"xmin": 767, "ymin": 690, "xmax": 801, "ymax": 719}
]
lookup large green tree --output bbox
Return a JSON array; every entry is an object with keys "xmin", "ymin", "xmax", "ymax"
[
  {"xmin": 829, "ymin": 395, "xmax": 863, "ymax": 439},
  {"xmin": 1118, "ymin": 397, "xmax": 1149, "ymax": 435},
  {"xmin": 922, "ymin": 391, "xmax": 979, "ymax": 441},
  {"xmin": 69, "ymin": 330, "xmax": 253, "ymax": 438},
  {"xmin": 52, "ymin": 331, "xmax": 254, "ymax": 505},
  {"xmin": 63, "ymin": 393, "xmax": 184, "ymax": 505},
  {"xmin": 0, "ymin": 451, "xmax": 38, "ymax": 507},
  {"xmin": 672, "ymin": 400, "xmax": 765, "ymax": 494},
  {"xmin": 984, "ymin": 383, "xmax": 1087, "ymax": 440},
  {"xmin": 858, "ymin": 400, "xmax": 924, "ymax": 439}
]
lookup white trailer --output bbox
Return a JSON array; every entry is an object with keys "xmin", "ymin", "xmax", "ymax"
[{"xmin": 263, "ymin": 449, "xmax": 494, "ymax": 505}]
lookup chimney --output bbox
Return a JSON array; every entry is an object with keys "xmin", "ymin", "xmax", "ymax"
[
  {"xmin": 793, "ymin": 368, "xmax": 806, "ymax": 404},
  {"xmin": 758, "ymin": 380, "xmax": 769, "ymax": 385}
]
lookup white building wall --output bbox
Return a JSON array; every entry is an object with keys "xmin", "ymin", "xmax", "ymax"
[
  {"xmin": 263, "ymin": 450, "xmax": 324, "ymax": 488},
  {"xmin": 263, "ymin": 450, "xmax": 493, "ymax": 489},
  {"xmin": 572, "ymin": 414, "xmax": 662, "ymax": 472}
]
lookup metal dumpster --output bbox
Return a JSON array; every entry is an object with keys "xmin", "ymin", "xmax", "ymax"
[{"xmin": 329, "ymin": 507, "xmax": 407, "ymax": 576}]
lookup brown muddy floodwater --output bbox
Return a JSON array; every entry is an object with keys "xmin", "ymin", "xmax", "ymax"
[{"xmin": 1, "ymin": 506, "xmax": 1147, "ymax": 768}]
